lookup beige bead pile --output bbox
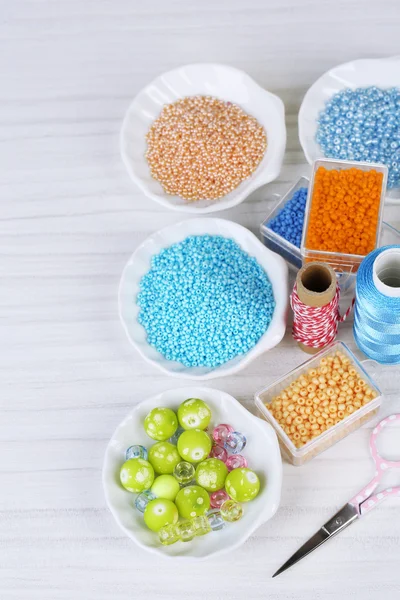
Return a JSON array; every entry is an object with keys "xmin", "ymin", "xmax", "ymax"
[
  {"xmin": 267, "ymin": 350, "xmax": 377, "ymax": 449},
  {"xmin": 145, "ymin": 95, "xmax": 267, "ymax": 201}
]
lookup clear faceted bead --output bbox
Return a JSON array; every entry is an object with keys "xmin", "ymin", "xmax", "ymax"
[
  {"xmin": 192, "ymin": 515, "xmax": 211, "ymax": 536},
  {"xmin": 177, "ymin": 520, "xmax": 196, "ymax": 542},
  {"xmin": 226, "ymin": 454, "xmax": 248, "ymax": 471},
  {"xmin": 134, "ymin": 489, "xmax": 156, "ymax": 513},
  {"xmin": 158, "ymin": 523, "xmax": 180, "ymax": 546},
  {"xmin": 212, "ymin": 424, "xmax": 234, "ymax": 445},
  {"xmin": 173, "ymin": 461, "xmax": 195, "ymax": 485},
  {"xmin": 207, "ymin": 509, "xmax": 226, "ymax": 531},
  {"xmin": 209, "ymin": 489, "xmax": 230, "ymax": 509},
  {"xmin": 224, "ymin": 431, "xmax": 246, "ymax": 454},
  {"xmin": 126, "ymin": 444, "xmax": 148, "ymax": 461},
  {"xmin": 220, "ymin": 499, "xmax": 243, "ymax": 522}
]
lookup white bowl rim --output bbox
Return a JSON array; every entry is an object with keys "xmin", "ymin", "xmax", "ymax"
[
  {"xmin": 118, "ymin": 217, "xmax": 288, "ymax": 380},
  {"xmin": 102, "ymin": 386, "xmax": 283, "ymax": 560},
  {"xmin": 298, "ymin": 55, "xmax": 400, "ymax": 204},
  {"xmin": 120, "ymin": 62, "xmax": 286, "ymax": 214}
]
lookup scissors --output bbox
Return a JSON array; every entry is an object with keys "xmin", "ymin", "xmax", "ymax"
[{"xmin": 273, "ymin": 414, "xmax": 400, "ymax": 577}]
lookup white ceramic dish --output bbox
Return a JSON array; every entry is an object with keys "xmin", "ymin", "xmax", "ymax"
[
  {"xmin": 121, "ymin": 63, "xmax": 286, "ymax": 213},
  {"xmin": 298, "ymin": 56, "xmax": 400, "ymax": 204},
  {"xmin": 102, "ymin": 387, "xmax": 282, "ymax": 560},
  {"xmin": 119, "ymin": 218, "xmax": 289, "ymax": 380}
]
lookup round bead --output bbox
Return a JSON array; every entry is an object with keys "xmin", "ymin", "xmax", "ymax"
[
  {"xmin": 225, "ymin": 468, "xmax": 260, "ymax": 502},
  {"xmin": 209, "ymin": 489, "xmax": 230, "ymax": 509},
  {"xmin": 126, "ymin": 445, "xmax": 148, "ymax": 461},
  {"xmin": 225, "ymin": 454, "xmax": 248, "ymax": 471},
  {"xmin": 173, "ymin": 461, "xmax": 196, "ymax": 485},
  {"xmin": 220, "ymin": 499, "xmax": 244, "ymax": 522},
  {"xmin": 224, "ymin": 431, "xmax": 247, "ymax": 454}
]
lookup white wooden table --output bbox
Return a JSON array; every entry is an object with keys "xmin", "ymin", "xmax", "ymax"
[{"xmin": 1, "ymin": 2, "xmax": 400, "ymax": 598}]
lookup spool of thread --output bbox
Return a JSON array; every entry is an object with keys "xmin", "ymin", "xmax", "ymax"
[
  {"xmin": 290, "ymin": 262, "xmax": 352, "ymax": 354},
  {"xmin": 354, "ymin": 245, "xmax": 400, "ymax": 364}
]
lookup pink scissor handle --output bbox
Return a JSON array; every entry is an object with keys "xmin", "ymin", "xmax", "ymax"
[{"xmin": 350, "ymin": 414, "xmax": 400, "ymax": 516}]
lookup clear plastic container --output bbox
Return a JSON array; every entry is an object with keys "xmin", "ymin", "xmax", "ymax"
[
  {"xmin": 260, "ymin": 176, "xmax": 309, "ymax": 270},
  {"xmin": 300, "ymin": 159, "xmax": 388, "ymax": 274},
  {"xmin": 254, "ymin": 341, "xmax": 382, "ymax": 466}
]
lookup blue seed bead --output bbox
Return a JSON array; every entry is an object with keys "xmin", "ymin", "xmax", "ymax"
[
  {"xmin": 224, "ymin": 431, "xmax": 247, "ymax": 454},
  {"xmin": 316, "ymin": 86, "xmax": 400, "ymax": 189},
  {"xmin": 207, "ymin": 509, "xmax": 226, "ymax": 531},
  {"xmin": 267, "ymin": 187, "xmax": 308, "ymax": 248},
  {"xmin": 134, "ymin": 489, "xmax": 156, "ymax": 513},
  {"xmin": 137, "ymin": 235, "xmax": 275, "ymax": 368},
  {"xmin": 126, "ymin": 444, "xmax": 148, "ymax": 461}
]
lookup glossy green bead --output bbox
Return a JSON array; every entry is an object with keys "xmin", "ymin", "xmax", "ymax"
[
  {"xmin": 144, "ymin": 407, "xmax": 178, "ymax": 441},
  {"xmin": 177, "ymin": 398, "xmax": 212, "ymax": 430},
  {"xmin": 151, "ymin": 474, "xmax": 180, "ymax": 501},
  {"xmin": 177, "ymin": 429, "xmax": 212, "ymax": 463},
  {"xmin": 148, "ymin": 441, "xmax": 181, "ymax": 474},
  {"xmin": 119, "ymin": 458, "xmax": 155, "ymax": 493},
  {"xmin": 224, "ymin": 468, "xmax": 260, "ymax": 502},
  {"xmin": 175, "ymin": 485, "xmax": 210, "ymax": 519},
  {"xmin": 143, "ymin": 498, "xmax": 179, "ymax": 532},
  {"xmin": 195, "ymin": 458, "xmax": 228, "ymax": 492}
]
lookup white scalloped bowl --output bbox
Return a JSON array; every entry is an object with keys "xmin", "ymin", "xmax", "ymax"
[
  {"xmin": 298, "ymin": 56, "xmax": 400, "ymax": 204},
  {"xmin": 120, "ymin": 63, "xmax": 286, "ymax": 213},
  {"xmin": 118, "ymin": 218, "xmax": 289, "ymax": 380},
  {"xmin": 102, "ymin": 387, "xmax": 282, "ymax": 560}
]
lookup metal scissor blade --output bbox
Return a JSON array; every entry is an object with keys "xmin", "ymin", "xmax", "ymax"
[{"xmin": 273, "ymin": 503, "xmax": 359, "ymax": 578}]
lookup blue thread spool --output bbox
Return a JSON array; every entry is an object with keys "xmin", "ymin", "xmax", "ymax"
[{"xmin": 354, "ymin": 245, "xmax": 400, "ymax": 364}]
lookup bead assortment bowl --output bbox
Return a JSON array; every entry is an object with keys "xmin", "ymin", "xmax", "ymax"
[
  {"xmin": 119, "ymin": 218, "xmax": 288, "ymax": 380},
  {"xmin": 120, "ymin": 63, "xmax": 286, "ymax": 213},
  {"xmin": 103, "ymin": 387, "xmax": 282, "ymax": 560},
  {"xmin": 298, "ymin": 56, "xmax": 400, "ymax": 203}
]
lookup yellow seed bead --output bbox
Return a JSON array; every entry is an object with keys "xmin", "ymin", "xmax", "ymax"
[
  {"xmin": 299, "ymin": 407, "xmax": 306, "ymax": 414},
  {"xmin": 281, "ymin": 392, "xmax": 288, "ymax": 400},
  {"xmin": 317, "ymin": 416, "xmax": 324, "ymax": 425},
  {"xmin": 329, "ymin": 405, "xmax": 337, "ymax": 414},
  {"xmin": 326, "ymin": 418, "xmax": 334, "ymax": 427},
  {"xmin": 307, "ymin": 384, "xmax": 317, "ymax": 393},
  {"xmin": 305, "ymin": 407, "xmax": 312, "ymax": 415},
  {"xmin": 287, "ymin": 404, "xmax": 295, "ymax": 412},
  {"xmin": 287, "ymin": 390, "xmax": 294, "ymax": 398},
  {"xmin": 299, "ymin": 389, "xmax": 308, "ymax": 397},
  {"xmin": 293, "ymin": 432, "xmax": 301, "ymax": 441},
  {"xmin": 286, "ymin": 416, "xmax": 292, "ymax": 425},
  {"xmin": 356, "ymin": 393, "xmax": 363, "ymax": 401},
  {"xmin": 314, "ymin": 410, "xmax": 321, "ymax": 417},
  {"xmin": 297, "ymin": 398, "xmax": 305, "ymax": 406},
  {"xmin": 299, "ymin": 428, "xmax": 307, "ymax": 436},
  {"xmin": 309, "ymin": 415, "xmax": 317, "ymax": 424},
  {"xmin": 322, "ymin": 399, "xmax": 329, "ymax": 407},
  {"xmin": 338, "ymin": 403, "xmax": 345, "ymax": 411},
  {"xmin": 301, "ymin": 436, "xmax": 310, "ymax": 444},
  {"xmin": 294, "ymin": 416, "xmax": 303, "ymax": 425},
  {"xmin": 308, "ymin": 369, "xmax": 317, "ymax": 377},
  {"xmin": 346, "ymin": 405, "xmax": 355, "ymax": 413},
  {"xmin": 275, "ymin": 411, "xmax": 283, "ymax": 420},
  {"xmin": 283, "ymin": 410, "xmax": 289, "ymax": 418},
  {"xmin": 290, "ymin": 425, "xmax": 296, "ymax": 434},
  {"xmin": 354, "ymin": 400, "xmax": 361, "ymax": 408}
]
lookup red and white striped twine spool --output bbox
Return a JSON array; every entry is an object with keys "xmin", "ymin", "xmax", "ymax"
[{"xmin": 290, "ymin": 282, "xmax": 355, "ymax": 349}]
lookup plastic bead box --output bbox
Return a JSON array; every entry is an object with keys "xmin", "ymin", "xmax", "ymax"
[
  {"xmin": 254, "ymin": 341, "xmax": 382, "ymax": 466},
  {"xmin": 300, "ymin": 159, "xmax": 388, "ymax": 273}
]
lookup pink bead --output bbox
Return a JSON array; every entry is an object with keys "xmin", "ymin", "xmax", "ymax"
[
  {"xmin": 210, "ymin": 489, "xmax": 230, "ymax": 509},
  {"xmin": 212, "ymin": 424, "xmax": 234, "ymax": 445},
  {"xmin": 209, "ymin": 444, "xmax": 228, "ymax": 462},
  {"xmin": 225, "ymin": 454, "xmax": 248, "ymax": 471}
]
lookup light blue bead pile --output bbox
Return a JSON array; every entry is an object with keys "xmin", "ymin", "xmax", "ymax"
[
  {"xmin": 137, "ymin": 235, "xmax": 275, "ymax": 368},
  {"xmin": 316, "ymin": 86, "xmax": 400, "ymax": 189},
  {"xmin": 267, "ymin": 187, "xmax": 307, "ymax": 247}
]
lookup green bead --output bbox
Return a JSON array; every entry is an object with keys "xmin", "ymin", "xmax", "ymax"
[
  {"xmin": 148, "ymin": 441, "xmax": 181, "ymax": 474},
  {"xmin": 151, "ymin": 474, "xmax": 180, "ymax": 501},
  {"xmin": 225, "ymin": 468, "xmax": 260, "ymax": 502},
  {"xmin": 177, "ymin": 429, "xmax": 212, "ymax": 463},
  {"xmin": 192, "ymin": 515, "xmax": 211, "ymax": 536},
  {"xmin": 144, "ymin": 407, "xmax": 178, "ymax": 441},
  {"xmin": 195, "ymin": 458, "xmax": 228, "ymax": 492},
  {"xmin": 175, "ymin": 485, "xmax": 210, "ymax": 519},
  {"xmin": 143, "ymin": 498, "xmax": 179, "ymax": 532},
  {"xmin": 119, "ymin": 458, "xmax": 154, "ymax": 493},
  {"xmin": 177, "ymin": 398, "xmax": 212, "ymax": 430}
]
